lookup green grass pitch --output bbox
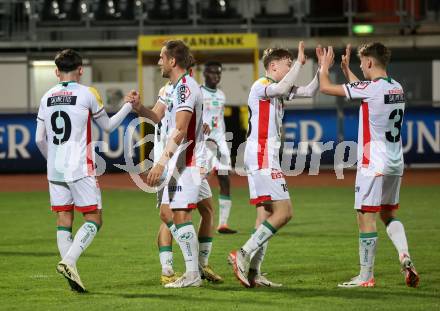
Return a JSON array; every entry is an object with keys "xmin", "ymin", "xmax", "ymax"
[{"xmin": 0, "ymin": 185, "xmax": 439, "ymax": 310}]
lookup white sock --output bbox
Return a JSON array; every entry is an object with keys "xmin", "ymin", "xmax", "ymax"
[
  {"xmin": 166, "ymin": 221, "xmax": 179, "ymax": 240},
  {"xmin": 175, "ymin": 222, "xmax": 199, "ymax": 273},
  {"xmin": 250, "ymin": 241, "xmax": 268, "ymax": 271},
  {"xmin": 57, "ymin": 226, "xmax": 73, "ymax": 259},
  {"xmin": 159, "ymin": 246, "xmax": 174, "ymax": 275},
  {"xmin": 218, "ymin": 196, "xmax": 232, "ymax": 226},
  {"xmin": 359, "ymin": 232, "xmax": 378, "ymax": 281},
  {"xmin": 63, "ymin": 221, "xmax": 99, "ymax": 266},
  {"xmin": 386, "ymin": 219, "xmax": 410, "ymax": 259},
  {"xmin": 242, "ymin": 221, "xmax": 277, "ymax": 256},
  {"xmin": 198, "ymin": 237, "xmax": 213, "ymax": 267}
]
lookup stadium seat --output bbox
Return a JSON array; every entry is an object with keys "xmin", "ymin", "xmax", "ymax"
[
  {"xmin": 198, "ymin": 0, "xmax": 244, "ymax": 25},
  {"xmin": 253, "ymin": 0, "xmax": 296, "ymax": 24},
  {"xmin": 144, "ymin": 0, "xmax": 191, "ymax": 25},
  {"xmin": 303, "ymin": 0, "xmax": 347, "ymax": 36},
  {"xmin": 38, "ymin": 0, "xmax": 86, "ymax": 27},
  {"xmin": 92, "ymin": 0, "xmax": 137, "ymax": 26}
]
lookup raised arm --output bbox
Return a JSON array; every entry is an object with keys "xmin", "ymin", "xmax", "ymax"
[
  {"xmin": 289, "ymin": 69, "xmax": 319, "ymax": 99},
  {"xmin": 319, "ymin": 47, "xmax": 346, "ymax": 97},
  {"xmin": 131, "ymin": 88, "xmax": 166, "ymax": 124},
  {"xmin": 290, "ymin": 45, "xmax": 323, "ymax": 98},
  {"xmin": 265, "ymin": 41, "xmax": 306, "ymax": 97},
  {"xmin": 340, "ymin": 44, "xmax": 360, "ymax": 83},
  {"xmin": 87, "ymin": 87, "xmax": 133, "ymax": 133},
  {"xmin": 93, "ymin": 102, "xmax": 133, "ymax": 133}
]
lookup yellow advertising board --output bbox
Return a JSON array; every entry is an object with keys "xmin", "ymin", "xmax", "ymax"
[{"xmin": 138, "ymin": 33, "xmax": 258, "ymax": 52}]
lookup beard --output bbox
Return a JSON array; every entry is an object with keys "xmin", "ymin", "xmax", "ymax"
[{"xmin": 161, "ymin": 68, "xmax": 170, "ymax": 78}]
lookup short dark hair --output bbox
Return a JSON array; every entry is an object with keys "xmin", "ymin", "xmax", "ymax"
[
  {"xmin": 262, "ymin": 48, "xmax": 293, "ymax": 70},
  {"xmin": 54, "ymin": 49, "xmax": 83, "ymax": 72},
  {"xmin": 204, "ymin": 61, "xmax": 222, "ymax": 69},
  {"xmin": 357, "ymin": 42, "xmax": 391, "ymax": 69},
  {"xmin": 164, "ymin": 40, "xmax": 195, "ymax": 70}
]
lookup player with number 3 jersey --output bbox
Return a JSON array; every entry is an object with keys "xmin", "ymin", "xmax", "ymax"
[{"xmin": 319, "ymin": 42, "xmax": 419, "ymax": 288}]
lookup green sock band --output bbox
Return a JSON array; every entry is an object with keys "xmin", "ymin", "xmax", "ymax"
[
  {"xmin": 176, "ymin": 222, "xmax": 192, "ymax": 230},
  {"xmin": 166, "ymin": 221, "xmax": 174, "ymax": 229},
  {"xmin": 198, "ymin": 237, "xmax": 213, "ymax": 243},
  {"xmin": 57, "ymin": 226, "xmax": 72, "ymax": 232},
  {"xmin": 219, "ymin": 195, "xmax": 231, "ymax": 200},
  {"xmin": 86, "ymin": 221, "xmax": 101, "ymax": 232},
  {"xmin": 262, "ymin": 220, "xmax": 277, "ymax": 234},
  {"xmin": 252, "ymin": 228, "xmax": 257, "ymax": 234},
  {"xmin": 359, "ymin": 232, "xmax": 378, "ymax": 239},
  {"xmin": 159, "ymin": 246, "xmax": 172, "ymax": 253}
]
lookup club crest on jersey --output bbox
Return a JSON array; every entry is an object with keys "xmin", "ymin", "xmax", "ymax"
[
  {"xmin": 178, "ymin": 84, "xmax": 191, "ymax": 105},
  {"xmin": 349, "ymin": 81, "xmax": 371, "ymax": 90}
]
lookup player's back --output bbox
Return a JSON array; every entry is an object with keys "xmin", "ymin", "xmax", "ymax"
[
  {"xmin": 346, "ymin": 77, "xmax": 405, "ymax": 175},
  {"xmin": 38, "ymin": 82, "xmax": 102, "ymax": 182}
]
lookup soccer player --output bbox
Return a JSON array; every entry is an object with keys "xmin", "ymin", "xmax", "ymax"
[
  {"xmin": 130, "ymin": 40, "xmax": 215, "ymax": 288},
  {"xmin": 35, "ymin": 49, "xmax": 134, "ymax": 292},
  {"xmin": 149, "ymin": 81, "xmax": 223, "ymax": 285},
  {"xmin": 319, "ymin": 43, "xmax": 419, "ymax": 288},
  {"xmin": 230, "ymin": 41, "xmax": 321, "ymax": 288},
  {"xmin": 201, "ymin": 61, "xmax": 237, "ymax": 234}
]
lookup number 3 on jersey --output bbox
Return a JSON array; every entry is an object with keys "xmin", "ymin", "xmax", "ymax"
[
  {"xmin": 51, "ymin": 111, "xmax": 72, "ymax": 145},
  {"xmin": 386, "ymin": 108, "xmax": 403, "ymax": 143}
]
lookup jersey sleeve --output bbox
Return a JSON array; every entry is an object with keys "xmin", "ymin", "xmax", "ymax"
[
  {"xmin": 157, "ymin": 86, "xmax": 167, "ymax": 106},
  {"xmin": 176, "ymin": 83, "xmax": 196, "ymax": 113},
  {"xmin": 344, "ymin": 81, "xmax": 375, "ymax": 100},
  {"xmin": 36, "ymin": 98, "xmax": 45, "ymax": 122},
  {"xmin": 88, "ymin": 87, "xmax": 105, "ymax": 118},
  {"xmin": 252, "ymin": 78, "xmax": 271, "ymax": 98}
]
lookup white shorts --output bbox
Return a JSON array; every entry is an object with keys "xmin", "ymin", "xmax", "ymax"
[
  {"xmin": 156, "ymin": 178, "xmax": 212, "ymax": 208},
  {"xmin": 161, "ymin": 167, "xmax": 203, "ymax": 210},
  {"xmin": 206, "ymin": 138, "xmax": 231, "ymax": 172},
  {"xmin": 354, "ymin": 172, "xmax": 401, "ymax": 212},
  {"xmin": 49, "ymin": 176, "xmax": 102, "ymax": 213},
  {"xmin": 247, "ymin": 168, "xmax": 290, "ymax": 205}
]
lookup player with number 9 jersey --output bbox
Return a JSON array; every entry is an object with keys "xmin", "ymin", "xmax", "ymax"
[
  {"xmin": 38, "ymin": 83, "xmax": 107, "ymax": 182},
  {"xmin": 35, "ymin": 49, "xmax": 134, "ymax": 293}
]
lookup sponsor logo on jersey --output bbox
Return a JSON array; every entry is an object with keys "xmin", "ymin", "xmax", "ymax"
[
  {"xmin": 349, "ymin": 81, "xmax": 371, "ymax": 90},
  {"xmin": 51, "ymin": 91, "xmax": 73, "ymax": 96},
  {"xmin": 169, "ymin": 185, "xmax": 183, "ymax": 192},
  {"xmin": 271, "ymin": 169, "xmax": 284, "ymax": 180},
  {"xmin": 385, "ymin": 93, "xmax": 405, "ymax": 104},
  {"xmin": 47, "ymin": 95, "xmax": 77, "ymax": 107},
  {"xmin": 178, "ymin": 84, "xmax": 191, "ymax": 105}
]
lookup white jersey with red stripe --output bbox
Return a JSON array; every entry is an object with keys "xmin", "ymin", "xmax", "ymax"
[
  {"xmin": 201, "ymin": 85, "xmax": 226, "ymax": 140},
  {"xmin": 245, "ymin": 77, "xmax": 284, "ymax": 171},
  {"xmin": 343, "ymin": 77, "xmax": 405, "ymax": 175},
  {"xmin": 165, "ymin": 73, "xmax": 206, "ymax": 170},
  {"xmin": 153, "ymin": 82, "xmax": 173, "ymax": 164},
  {"xmin": 37, "ymin": 82, "xmax": 104, "ymax": 182}
]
